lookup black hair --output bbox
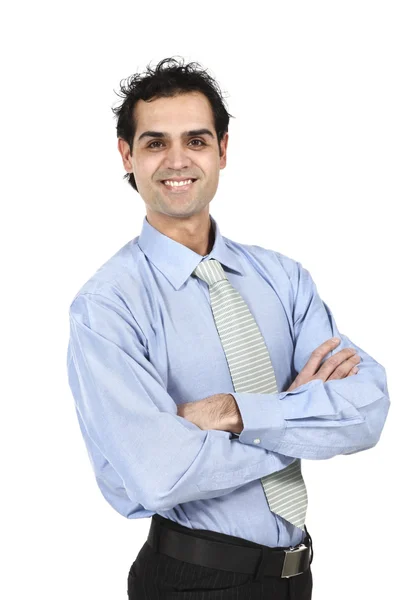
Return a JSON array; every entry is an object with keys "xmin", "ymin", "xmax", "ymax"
[{"xmin": 111, "ymin": 56, "xmax": 234, "ymax": 192}]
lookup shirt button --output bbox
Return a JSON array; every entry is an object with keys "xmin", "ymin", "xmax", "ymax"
[{"xmin": 253, "ymin": 438, "xmax": 261, "ymax": 444}]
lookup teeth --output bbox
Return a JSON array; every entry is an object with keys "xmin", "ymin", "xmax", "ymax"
[{"xmin": 163, "ymin": 179, "xmax": 193, "ymax": 187}]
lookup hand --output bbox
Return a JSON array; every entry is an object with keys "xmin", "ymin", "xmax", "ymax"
[{"xmin": 286, "ymin": 338, "xmax": 360, "ymax": 392}]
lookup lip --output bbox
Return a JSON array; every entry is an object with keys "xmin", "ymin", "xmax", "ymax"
[{"xmin": 159, "ymin": 179, "xmax": 197, "ymax": 193}]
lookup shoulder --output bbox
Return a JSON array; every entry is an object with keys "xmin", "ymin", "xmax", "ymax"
[
  {"xmin": 224, "ymin": 235, "xmax": 301, "ymax": 282},
  {"xmin": 68, "ymin": 237, "xmax": 151, "ymax": 341},
  {"xmin": 68, "ymin": 236, "xmax": 143, "ymax": 309}
]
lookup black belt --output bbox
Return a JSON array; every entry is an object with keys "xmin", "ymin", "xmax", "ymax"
[{"xmin": 147, "ymin": 515, "xmax": 313, "ymax": 580}]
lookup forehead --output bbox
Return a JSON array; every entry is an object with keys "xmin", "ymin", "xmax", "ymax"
[{"xmin": 134, "ymin": 92, "xmax": 215, "ymax": 135}]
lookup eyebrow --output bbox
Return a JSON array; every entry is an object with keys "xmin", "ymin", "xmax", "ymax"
[{"xmin": 137, "ymin": 128, "xmax": 215, "ymax": 142}]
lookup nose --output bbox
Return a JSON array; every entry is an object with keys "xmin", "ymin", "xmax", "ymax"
[{"xmin": 163, "ymin": 143, "xmax": 192, "ymax": 171}]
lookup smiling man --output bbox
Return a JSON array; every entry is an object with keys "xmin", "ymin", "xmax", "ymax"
[
  {"xmin": 66, "ymin": 57, "xmax": 390, "ymax": 599},
  {"xmin": 117, "ymin": 85, "xmax": 227, "ymax": 256}
]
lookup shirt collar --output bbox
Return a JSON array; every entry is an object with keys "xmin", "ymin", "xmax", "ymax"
[{"xmin": 137, "ymin": 213, "xmax": 244, "ymax": 290}]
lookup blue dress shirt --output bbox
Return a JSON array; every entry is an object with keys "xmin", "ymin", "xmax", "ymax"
[{"xmin": 66, "ymin": 214, "xmax": 390, "ymax": 548}]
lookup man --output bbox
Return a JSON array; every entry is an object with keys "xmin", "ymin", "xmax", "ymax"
[{"xmin": 66, "ymin": 57, "xmax": 390, "ymax": 599}]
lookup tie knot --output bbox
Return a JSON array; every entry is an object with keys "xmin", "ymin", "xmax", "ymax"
[{"xmin": 192, "ymin": 259, "xmax": 228, "ymax": 286}]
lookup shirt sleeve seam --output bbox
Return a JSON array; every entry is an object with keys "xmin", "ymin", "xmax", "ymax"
[{"xmin": 71, "ymin": 291, "xmax": 149, "ymax": 350}]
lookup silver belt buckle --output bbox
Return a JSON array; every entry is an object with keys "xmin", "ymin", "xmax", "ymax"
[{"xmin": 281, "ymin": 544, "xmax": 308, "ymax": 578}]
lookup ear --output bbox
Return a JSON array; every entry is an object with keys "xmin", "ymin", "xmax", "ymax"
[
  {"xmin": 219, "ymin": 132, "xmax": 228, "ymax": 170},
  {"xmin": 117, "ymin": 138, "xmax": 133, "ymax": 173}
]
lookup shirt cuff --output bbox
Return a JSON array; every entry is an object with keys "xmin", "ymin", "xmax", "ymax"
[{"xmin": 231, "ymin": 391, "xmax": 286, "ymax": 450}]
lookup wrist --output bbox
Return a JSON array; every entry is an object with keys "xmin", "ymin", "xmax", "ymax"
[{"xmin": 220, "ymin": 394, "xmax": 243, "ymax": 433}]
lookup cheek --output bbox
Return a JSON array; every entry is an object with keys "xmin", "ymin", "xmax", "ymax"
[
  {"xmin": 200, "ymin": 157, "xmax": 219, "ymax": 179},
  {"xmin": 133, "ymin": 155, "xmax": 156, "ymax": 178},
  {"xmin": 207, "ymin": 163, "xmax": 221, "ymax": 183}
]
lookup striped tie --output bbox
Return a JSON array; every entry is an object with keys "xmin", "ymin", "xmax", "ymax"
[{"xmin": 192, "ymin": 258, "xmax": 308, "ymax": 531}]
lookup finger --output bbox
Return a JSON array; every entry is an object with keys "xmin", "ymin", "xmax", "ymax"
[
  {"xmin": 286, "ymin": 377, "xmax": 301, "ymax": 392},
  {"xmin": 300, "ymin": 338, "xmax": 341, "ymax": 379},
  {"xmin": 323, "ymin": 353, "xmax": 360, "ymax": 380},
  {"xmin": 349, "ymin": 366, "xmax": 359, "ymax": 376},
  {"xmin": 317, "ymin": 349, "xmax": 359, "ymax": 379},
  {"xmin": 332, "ymin": 365, "xmax": 359, "ymax": 379}
]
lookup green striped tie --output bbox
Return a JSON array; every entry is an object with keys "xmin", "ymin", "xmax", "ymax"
[{"xmin": 192, "ymin": 258, "xmax": 308, "ymax": 531}]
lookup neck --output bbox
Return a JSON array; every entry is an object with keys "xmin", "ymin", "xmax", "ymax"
[{"xmin": 146, "ymin": 210, "xmax": 214, "ymax": 256}]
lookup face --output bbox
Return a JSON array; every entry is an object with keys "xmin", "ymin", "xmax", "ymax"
[{"xmin": 118, "ymin": 92, "xmax": 228, "ymax": 221}]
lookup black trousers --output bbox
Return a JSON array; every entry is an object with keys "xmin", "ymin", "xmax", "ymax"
[{"xmin": 127, "ymin": 516, "xmax": 313, "ymax": 599}]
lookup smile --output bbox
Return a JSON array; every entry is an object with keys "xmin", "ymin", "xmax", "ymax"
[{"xmin": 160, "ymin": 179, "xmax": 197, "ymax": 192}]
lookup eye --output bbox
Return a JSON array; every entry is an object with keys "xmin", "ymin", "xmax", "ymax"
[
  {"xmin": 147, "ymin": 139, "xmax": 206, "ymax": 149},
  {"xmin": 189, "ymin": 139, "xmax": 206, "ymax": 147},
  {"xmin": 148, "ymin": 141, "xmax": 163, "ymax": 149}
]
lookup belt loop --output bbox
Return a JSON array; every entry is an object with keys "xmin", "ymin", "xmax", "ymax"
[
  {"xmin": 253, "ymin": 547, "xmax": 270, "ymax": 583},
  {"xmin": 150, "ymin": 516, "xmax": 160, "ymax": 554},
  {"xmin": 304, "ymin": 525, "xmax": 313, "ymax": 565}
]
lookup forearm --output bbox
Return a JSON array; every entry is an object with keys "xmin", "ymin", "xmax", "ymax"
[
  {"xmin": 178, "ymin": 393, "xmax": 243, "ymax": 433},
  {"xmin": 231, "ymin": 367, "xmax": 390, "ymax": 459}
]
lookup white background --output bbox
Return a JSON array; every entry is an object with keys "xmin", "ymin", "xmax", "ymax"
[{"xmin": 1, "ymin": 1, "xmax": 399, "ymax": 598}]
